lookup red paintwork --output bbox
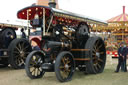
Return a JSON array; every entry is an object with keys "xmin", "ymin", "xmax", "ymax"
[
  {"xmin": 17, "ymin": 6, "xmax": 51, "ymax": 20},
  {"xmin": 17, "ymin": 6, "xmax": 86, "ymax": 27}
]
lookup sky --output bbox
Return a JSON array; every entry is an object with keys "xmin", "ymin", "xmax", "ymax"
[
  {"xmin": 0, "ymin": 0, "xmax": 128, "ymax": 24},
  {"xmin": 59, "ymin": 0, "xmax": 128, "ymax": 21}
]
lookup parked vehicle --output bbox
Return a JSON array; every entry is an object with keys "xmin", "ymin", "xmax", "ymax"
[
  {"xmin": 0, "ymin": 23, "xmax": 32, "ymax": 69},
  {"xmin": 17, "ymin": 5, "xmax": 107, "ymax": 82}
]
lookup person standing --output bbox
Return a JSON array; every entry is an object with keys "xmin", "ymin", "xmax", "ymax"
[
  {"xmin": 21, "ymin": 28, "xmax": 26, "ymax": 38},
  {"xmin": 123, "ymin": 43, "xmax": 128, "ymax": 72},
  {"xmin": 115, "ymin": 42, "xmax": 125, "ymax": 72}
]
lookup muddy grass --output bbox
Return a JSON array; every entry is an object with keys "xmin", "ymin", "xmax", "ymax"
[{"xmin": 0, "ymin": 59, "xmax": 128, "ymax": 85}]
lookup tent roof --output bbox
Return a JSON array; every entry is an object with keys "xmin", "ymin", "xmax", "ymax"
[{"xmin": 107, "ymin": 6, "xmax": 128, "ymax": 22}]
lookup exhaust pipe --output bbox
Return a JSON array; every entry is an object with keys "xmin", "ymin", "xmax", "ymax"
[{"xmin": 48, "ymin": 0, "xmax": 56, "ymax": 8}]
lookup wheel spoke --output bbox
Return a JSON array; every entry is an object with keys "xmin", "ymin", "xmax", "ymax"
[
  {"xmin": 16, "ymin": 56, "xmax": 21, "ymax": 64},
  {"xmin": 23, "ymin": 45, "xmax": 29, "ymax": 51},
  {"xmin": 98, "ymin": 58, "xmax": 104, "ymax": 63},
  {"xmin": 21, "ymin": 42, "xmax": 25, "ymax": 49},
  {"xmin": 14, "ymin": 51, "xmax": 20, "ymax": 54},
  {"xmin": 18, "ymin": 43, "xmax": 22, "ymax": 50},
  {"xmin": 66, "ymin": 69, "xmax": 71, "ymax": 72},
  {"xmin": 97, "ymin": 44, "xmax": 103, "ymax": 51},
  {"xmin": 95, "ymin": 40, "xmax": 99, "ymax": 48},
  {"xmin": 36, "ymin": 55, "xmax": 40, "ymax": 61},
  {"xmin": 68, "ymin": 65, "xmax": 71, "ymax": 68},
  {"xmin": 18, "ymin": 58, "xmax": 24, "ymax": 66},
  {"xmin": 92, "ymin": 56, "xmax": 97, "ymax": 60},
  {"xmin": 62, "ymin": 58, "xmax": 66, "ymax": 65},
  {"xmin": 63, "ymin": 71, "xmax": 68, "ymax": 78},
  {"xmin": 22, "ymin": 56, "xmax": 27, "ymax": 60},
  {"xmin": 36, "ymin": 68, "xmax": 38, "ymax": 76},
  {"xmin": 29, "ymin": 61, "xmax": 35, "ymax": 67},
  {"xmin": 92, "ymin": 53, "xmax": 96, "ymax": 56},
  {"xmin": 94, "ymin": 64, "xmax": 98, "ymax": 71},
  {"xmin": 97, "ymin": 63, "xmax": 101, "ymax": 69},
  {"xmin": 60, "ymin": 66, "xmax": 64, "ymax": 69},
  {"xmin": 93, "ymin": 46, "xmax": 97, "ymax": 52},
  {"xmin": 37, "ymin": 69, "xmax": 41, "ymax": 75},
  {"xmin": 60, "ymin": 71, "xmax": 66, "ymax": 79},
  {"xmin": 38, "ymin": 67, "xmax": 42, "ymax": 72},
  {"xmin": 38, "ymin": 68, "xmax": 42, "ymax": 72},
  {"xmin": 66, "ymin": 60, "xmax": 70, "ymax": 64},
  {"xmin": 34, "ymin": 68, "xmax": 36, "ymax": 76},
  {"xmin": 14, "ymin": 54, "xmax": 20, "ymax": 59},
  {"xmin": 24, "ymin": 52, "xmax": 30, "ymax": 55},
  {"xmin": 15, "ymin": 46, "xmax": 21, "ymax": 52},
  {"xmin": 100, "ymin": 52, "xmax": 104, "ymax": 54}
]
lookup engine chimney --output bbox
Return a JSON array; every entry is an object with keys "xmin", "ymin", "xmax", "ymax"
[{"xmin": 48, "ymin": 0, "xmax": 56, "ymax": 8}]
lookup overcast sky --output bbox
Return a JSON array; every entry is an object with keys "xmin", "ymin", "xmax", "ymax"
[{"xmin": 0, "ymin": 0, "xmax": 128, "ymax": 23}]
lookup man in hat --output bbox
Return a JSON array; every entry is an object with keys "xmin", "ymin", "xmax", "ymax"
[{"xmin": 115, "ymin": 42, "xmax": 125, "ymax": 72}]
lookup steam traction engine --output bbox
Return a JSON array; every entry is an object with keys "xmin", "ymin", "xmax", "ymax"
[
  {"xmin": 0, "ymin": 23, "xmax": 32, "ymax": 69},
  {"xmin": 17, "ymin": 5, "xmax": 107, "ymax": 82}
]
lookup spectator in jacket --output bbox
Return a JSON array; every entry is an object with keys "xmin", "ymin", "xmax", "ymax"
[
  {"xmin": 115, "ymin": 42, "xmax": 125, "ymax": 72},
  {"xmin": 122, "ymin": 43, "xmax": 128, "ymax": 72},
  {"xmin": 21, "ymin": 28, "xmax": 26, "ymax": 38}
]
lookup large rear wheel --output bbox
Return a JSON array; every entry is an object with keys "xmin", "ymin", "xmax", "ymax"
[
  {"xmin": 55, "ymin": 51, "xmax": 75, "ymax": 82},
  {"xmin": 8, "ymin": 38, "xmax": 32, "ymax": 69},
  {"xmin": 85, "ymin": 37, "xmax": 106, "ymax": 74}
]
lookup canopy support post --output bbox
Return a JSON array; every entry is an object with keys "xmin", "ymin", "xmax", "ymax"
[
  {"xmin": 43, "ymin": 8, "xmax": 46, "ymax": 36},
  {"xmin": 27, "ymin": 9, "xmax": 30, "ymax": 39}
]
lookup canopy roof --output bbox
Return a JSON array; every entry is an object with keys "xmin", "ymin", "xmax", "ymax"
[
  {"xmin": 107, "ymin": 6, "xmax": 128, "ymax": 22},
  {"xmin": 17, "ymin": 5, "xmax": 107, "ymax": 25}
]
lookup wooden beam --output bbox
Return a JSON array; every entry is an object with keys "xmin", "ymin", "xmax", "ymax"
[{"xmin": 71, "ymin": 49, "xmax": 90, "ymax": 51}]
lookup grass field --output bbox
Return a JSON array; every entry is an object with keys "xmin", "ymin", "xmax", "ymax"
[{"xmin": 0, "ymin": 58, "xmax": 128, "ymax": 85}]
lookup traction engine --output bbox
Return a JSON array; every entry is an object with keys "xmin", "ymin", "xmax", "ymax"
[{"xmin": 17, "ymin": 5, "xmax": 107, "ymax": 82}]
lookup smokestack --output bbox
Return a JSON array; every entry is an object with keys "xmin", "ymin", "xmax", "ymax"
[
  {"xmin": 48, "ymin": 0, "xmax": 56, "ymax": 8},
  {"xmin": 123, "ymin": 6, "xmax": 125, "ymax": 14}
]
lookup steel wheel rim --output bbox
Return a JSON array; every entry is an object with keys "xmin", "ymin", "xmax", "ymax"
[
  {"xmin": 92, "ymin": 39, "xmax": 106, "ymax": 73},
  {"xmin": 28, "ymin": 54, "xmax": 44, "ymax": 77},
  {"xmin": 13, "ymin": 41, "xmax": 31, "ymax": 66},
  {"xmin": 59, "ymin": 54, "xmax": 74, "ymax": 80}
]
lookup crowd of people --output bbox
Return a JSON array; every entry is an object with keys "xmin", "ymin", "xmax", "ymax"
[{"xmin": 115, "ymin": 42, "xmax": 128, "ymax": 72}]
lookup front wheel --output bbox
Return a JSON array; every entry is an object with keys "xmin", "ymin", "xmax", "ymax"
[
  {"xmin": 25, "ymin": 51, "xmax": 45, "ymax": 79},
  {"xmin": 55, "ymin": 51, "xmax": 75, "ymax": 82}
]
